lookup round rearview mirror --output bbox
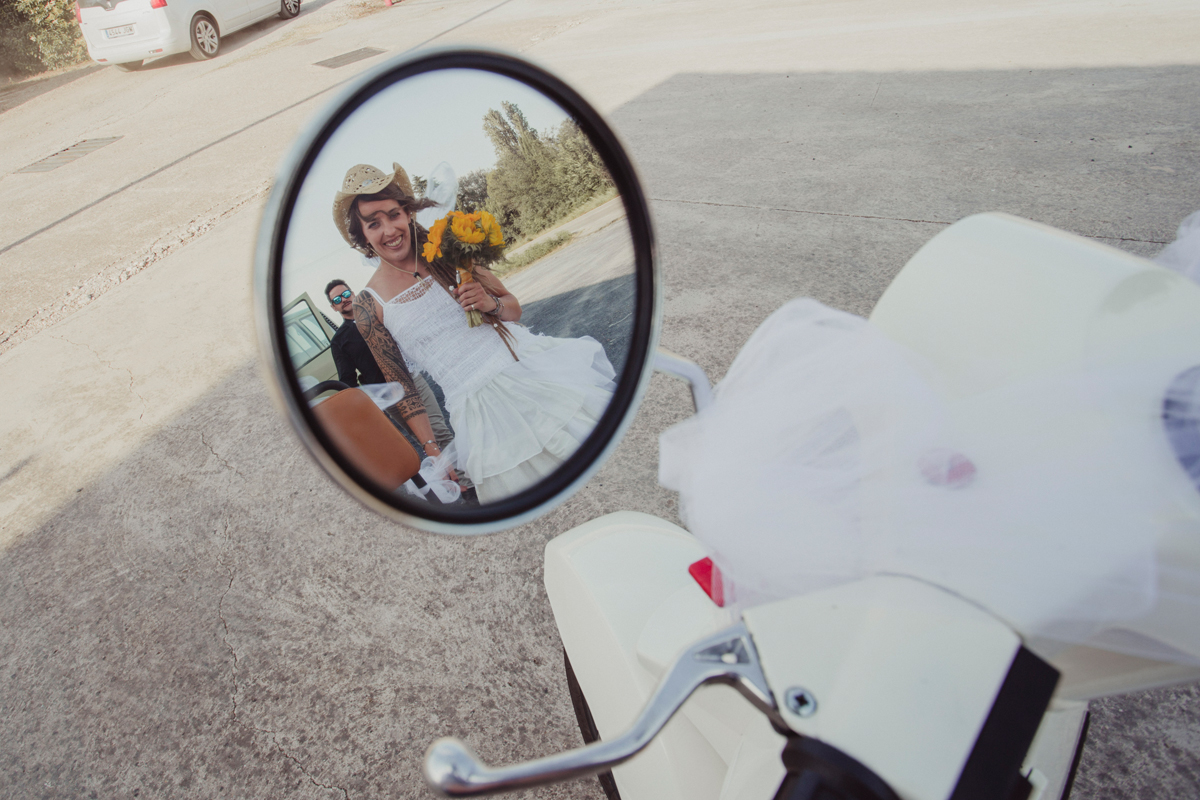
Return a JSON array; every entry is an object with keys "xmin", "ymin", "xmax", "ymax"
[{"xmin": 255, "ymin": 49, "xmax": 657, "ymax": 534}]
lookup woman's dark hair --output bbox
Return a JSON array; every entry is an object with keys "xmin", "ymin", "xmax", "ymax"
[
  {"xmin": 348, "ymin": 185, "xmax": 517, "ymax": 354},
  {"xmin": 345, "ymin": 183, "xmax": 436, "ymax": 256}
]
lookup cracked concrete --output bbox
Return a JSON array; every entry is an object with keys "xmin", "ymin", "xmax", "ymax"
[
  {"xmin": 197, "ymin": 430, "xmax": 248, "ymax": 482},
  {"xmin": 1, "ymin": 182, "xmax": 271, "ymax": 355},
  {"xmin": 49, "ymin": 333, "xmax": 151, "ymax": 421},
  {"xmin": 2, "ymin": 0, "xmax": 1200, "ymax": 798},
  {"xmin": 268, "ymin": 731, "xmax": 352, "ymax": 800},
  {"xmin": 219, "ymin": 570, "xmax": 240, "ymax": 672},
  {"xmin": 0, "ymin": 200, "xmax": 260, "ymax": 547}
]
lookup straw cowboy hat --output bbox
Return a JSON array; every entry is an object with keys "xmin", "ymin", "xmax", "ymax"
[{"xmin": 331, "ymin": 162, "xmax": 419, "ymax": 250}]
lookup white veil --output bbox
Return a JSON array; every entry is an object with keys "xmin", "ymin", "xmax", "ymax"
[
  {"xmin": 661, "ymin": 213, "xmax": 1200, "ymax": 666},
  {"xmin": 415, "ymin": 161, "xmax": 458, "ymax": 229}
]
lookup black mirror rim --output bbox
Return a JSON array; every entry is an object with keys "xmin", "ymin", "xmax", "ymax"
[{"xmin": 254, "ymin": 47, "xmax": 659, "ymax": 534}]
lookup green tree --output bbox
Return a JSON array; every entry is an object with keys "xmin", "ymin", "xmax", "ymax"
[
  {"xmin": 479, "ymin": 103, "xmax": 615, "ymax": 242},
  {"xmin": 0, "ymin": 1, "xmax": 41, "ymax": 79},
  {"xmin": 0, "ymin": 0, "xmax": 86, "ymax": 78},
  {"xmin": 482, "ymin": 102, "xmax": 562, "ymax": 239},
  {"xmin": 23, "ymin": 0, "xmax": 86, "ymax": 68},
  {"xmin": 554, "ymin": 119, "xmax": 613, "ymax": 201},
  {"xmin": 456, "ymin": 169, "xmax": 489, "ymax": 213},
  {"xmin": 482, "ymin": 101, "xmax": 531, "ymax": 158}
]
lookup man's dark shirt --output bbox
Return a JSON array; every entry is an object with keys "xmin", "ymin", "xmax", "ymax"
[{"xmin": 330, "ymin": 318, "xmax": 386, "ymax": 387}]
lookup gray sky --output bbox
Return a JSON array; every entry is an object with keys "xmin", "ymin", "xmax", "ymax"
[{"xmin": 281, "ymin": 68, "xmax": 571, "ymax": 309}]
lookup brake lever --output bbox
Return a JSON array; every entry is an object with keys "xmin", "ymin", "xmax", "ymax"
[
  {"xmin": 653, "ymin": 348, "xmax": 714, "ymax": 412},
  {"xmin": 424, "ymin": 622, "xmax": 783, "ymax": 797}
]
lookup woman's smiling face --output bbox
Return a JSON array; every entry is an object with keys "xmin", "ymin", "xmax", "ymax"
[{"xmin": 357, "ymin": 198, "xmax": 412, "ymax": 265}]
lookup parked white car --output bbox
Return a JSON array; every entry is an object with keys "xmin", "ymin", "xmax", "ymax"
[{"xmin": 76, "ymin": 0, "xmax": 298, "ymax": 71}]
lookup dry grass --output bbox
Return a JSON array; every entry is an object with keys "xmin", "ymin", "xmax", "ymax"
[
  {"xmin": 345, "ymin": 0, "xmax": 394, "ymax": 19},
  {"xmin": 492, "ymin": 232, "xmax": 573, "ymax": 279}
]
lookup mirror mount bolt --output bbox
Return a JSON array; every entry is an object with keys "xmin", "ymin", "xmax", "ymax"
[{"xmin": 784, "ymin": 687, "xmax": 818, "ymax": 717}]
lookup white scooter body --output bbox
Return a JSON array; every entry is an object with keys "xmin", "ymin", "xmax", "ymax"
[
  {"xmin": 544, "ymin": 214, "xmax": 1200, "ymax": 800},
  {"xmin": 547, "ymin": 513, "xmax": 1087, "ymax": 800}
]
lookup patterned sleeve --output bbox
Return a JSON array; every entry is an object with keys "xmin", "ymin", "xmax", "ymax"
[{"xmin": 351, "ymin": 291, "xmax": 427, "ymax": 420}]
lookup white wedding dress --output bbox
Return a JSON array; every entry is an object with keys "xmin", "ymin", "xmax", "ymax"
[{"xmin": 363, "ymin": 278, "xmax": 616, "ymax": 502}]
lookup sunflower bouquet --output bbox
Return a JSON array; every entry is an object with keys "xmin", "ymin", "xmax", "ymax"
[{"xmin": 423, "ymin": 210, "xmax": 506, "ymax": 328}]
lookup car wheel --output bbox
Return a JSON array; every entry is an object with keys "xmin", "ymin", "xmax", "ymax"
[
  {"xmin": 279, "ymin": 0, "xmax": 299, "ymax": 19},
  {"xmin": 564, "ymin": 650, "xmax": 622, "ymax": 800},
  {"xmin": 114, "ymin": 60, "xmax": 143, "ymax": 71},
  {"xmin": 188, "ymin": 14, "xmax": 220, "ymax": 60}
]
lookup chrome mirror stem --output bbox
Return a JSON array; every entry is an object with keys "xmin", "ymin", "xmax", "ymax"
[
  {"xmin": 653, "ymin": 348, "xmax": 714, "ymax": 412},
  {"xmin": 424, "ymin": 623, "xmax": 780, "ymax": 797}
]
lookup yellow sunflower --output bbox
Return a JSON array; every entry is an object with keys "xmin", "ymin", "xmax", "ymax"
[
  {"xmin": 450, "ymin": 211, "xmax": 486, "ymax": 244},
  {"xmin": 423, "ymin": 217, "xmax": 448, "ymax": 261},
  {"xmin": 483, "ymin": 212, "xmax": 504, "ymax": 247}
]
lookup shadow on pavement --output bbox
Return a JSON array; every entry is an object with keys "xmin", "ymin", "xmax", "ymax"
[
  {"xmin": 0, "ymin": 361, "xmax": 594, "ymax": 798},
  {"xmin": 0, "ymin": 65, "xmax": 104, "ymax": 115},
  {"xmin": 135, "ymin": 12, "xmax": 302, "ymax": 71},
  {"xmin": 3, "ymin": 62, "xmax": 1200, "ymax": 799}
]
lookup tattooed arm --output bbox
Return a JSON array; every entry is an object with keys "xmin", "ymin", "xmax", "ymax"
[{"xmin": 352, "ymin": 290, "xmax": 445, "ymax": 465}]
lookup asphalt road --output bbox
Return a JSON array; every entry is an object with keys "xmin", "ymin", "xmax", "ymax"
[
  {"xmin": 2, "ymin": 1, "xmax": 1199, "ymax": 798},
  {"xmin": 514, "ymin": 213, "xmax": 637, "ymax": 376}
]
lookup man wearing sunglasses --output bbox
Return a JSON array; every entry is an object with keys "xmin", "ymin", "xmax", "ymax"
[{"xmin": 324, "ymin": 279, "xmax": 452, "ymax": 451}]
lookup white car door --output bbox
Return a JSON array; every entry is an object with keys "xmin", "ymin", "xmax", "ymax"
[
  {"xmin": 204, "ymin": 0, "xmax": 252, "ymax": 33},
  {"xmin": 237, "ymin": 0, "xmax": 278, "ymax": 25}
]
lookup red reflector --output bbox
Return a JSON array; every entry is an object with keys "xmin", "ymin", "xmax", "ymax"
[
  {"xmin": 150, "ymin": 0, "xmax": 167, "ymax": 7},
  {"xmin": 688, "ymin": 557, "xmax": 725, "ymax": 607},
  {"xmin": 75, "ymin": 1, "xmax": 81, "ymax": 21},
  {"xmin": 150, "ymin": 48, "xmax": 163, "ymax": 52}
]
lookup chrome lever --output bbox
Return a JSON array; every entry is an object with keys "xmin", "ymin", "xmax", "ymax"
[
  {"xmin": 424, "ymin": 623, "xmax": 781, "ymax": 797},
  {"xmin": 653, "ymin": 348, "xmax": 714, "ymax": 412}
]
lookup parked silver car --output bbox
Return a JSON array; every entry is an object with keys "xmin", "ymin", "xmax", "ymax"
[{"xmin": 76, "ymin": 0, "xmax": 299, "ymax": 71}]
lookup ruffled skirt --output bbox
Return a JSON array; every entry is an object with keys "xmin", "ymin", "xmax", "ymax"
[{"xmin": 446, "ymin": 327, "xmax": 617, "ymax": 503}]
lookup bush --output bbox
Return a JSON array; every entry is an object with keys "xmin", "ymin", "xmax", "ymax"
[
  {"xmin": 479, "ymin": 102, "xmax": 613, "ymax": 243},
  {"xmin": 456, "ymin": 169, "xmax": 489, "ymax": 213},
  {"xmin": 0, "ymin": 0, "xmax": 87, "ymax": 80}
]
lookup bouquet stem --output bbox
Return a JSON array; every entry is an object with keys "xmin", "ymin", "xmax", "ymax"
[{"xmin": 457, "ymin": 263, "xmax": 484, "ymax": 328}]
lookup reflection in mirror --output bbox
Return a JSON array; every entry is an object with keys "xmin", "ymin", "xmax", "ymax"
[{"xmin": 279, "ymin": 68, "xmax": 637, "ymax": 509}]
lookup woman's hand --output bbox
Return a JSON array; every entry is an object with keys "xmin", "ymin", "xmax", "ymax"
[
  {"xmin": 454, "ymin": 281, "xmax": 496, "ymax": 314},
  {"xmin": 422, "ymin": 440, "xmax": 458, "ymax": 482}
]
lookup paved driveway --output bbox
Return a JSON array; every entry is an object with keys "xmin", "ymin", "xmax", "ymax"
[{"xmin": 1, "ymin": 1, "xmax": 1198, "ymax": 797}]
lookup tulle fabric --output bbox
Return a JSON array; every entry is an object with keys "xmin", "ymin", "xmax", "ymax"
[
  {"xmin": 363, "ymin": 280, "xmax": 617, "ymax": 501},
  {"xmin": 660, "ymin": 298, "xmax": 1200, "ymax": 663},
  {"xmin": 401, "ymin": 444, "xmax": 464, "ymax": 504},
  {"xmin": 451, "ymin": 327, "xmax": 616, "ymax": 502},
  {"xmin": 1154, "ymin": 210, "xmax": 1200, "ymax": 284},
  {"xmin": 413, "ymin": 161, "xmax": 458, "ymax": 230}
]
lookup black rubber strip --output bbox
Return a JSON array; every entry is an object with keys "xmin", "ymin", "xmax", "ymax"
[
  {"xmin": 949, "ymin": 646, "xmax": 1060, "ymax": 800},
  {"xmin": 1060, "ymin": 710, "xmax": 1091, "ymax": 800}
]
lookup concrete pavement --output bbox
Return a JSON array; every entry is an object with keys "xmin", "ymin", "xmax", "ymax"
[{"xmin": 2, "ymin": 0, "xmax": 1200, "ymax": 797}]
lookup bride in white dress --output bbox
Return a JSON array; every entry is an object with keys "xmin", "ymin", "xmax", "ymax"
[{"xmin": 333, "ymin": 162, "xmax": 617, "ymax": 502}]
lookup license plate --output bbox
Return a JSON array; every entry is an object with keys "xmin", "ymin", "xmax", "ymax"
[{"xmin": 104, "ymin": 24, "xmax": 134, "ymax": 38}]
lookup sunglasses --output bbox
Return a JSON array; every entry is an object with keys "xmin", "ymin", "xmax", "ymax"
[{"xmin": 329, "ymin": 289, "xmax": 352, "ymax": 305}]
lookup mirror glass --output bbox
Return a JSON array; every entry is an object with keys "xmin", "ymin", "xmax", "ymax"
[{"xmin": 265, "ymin": 57, "xmax": 652, "ymax": 529}]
